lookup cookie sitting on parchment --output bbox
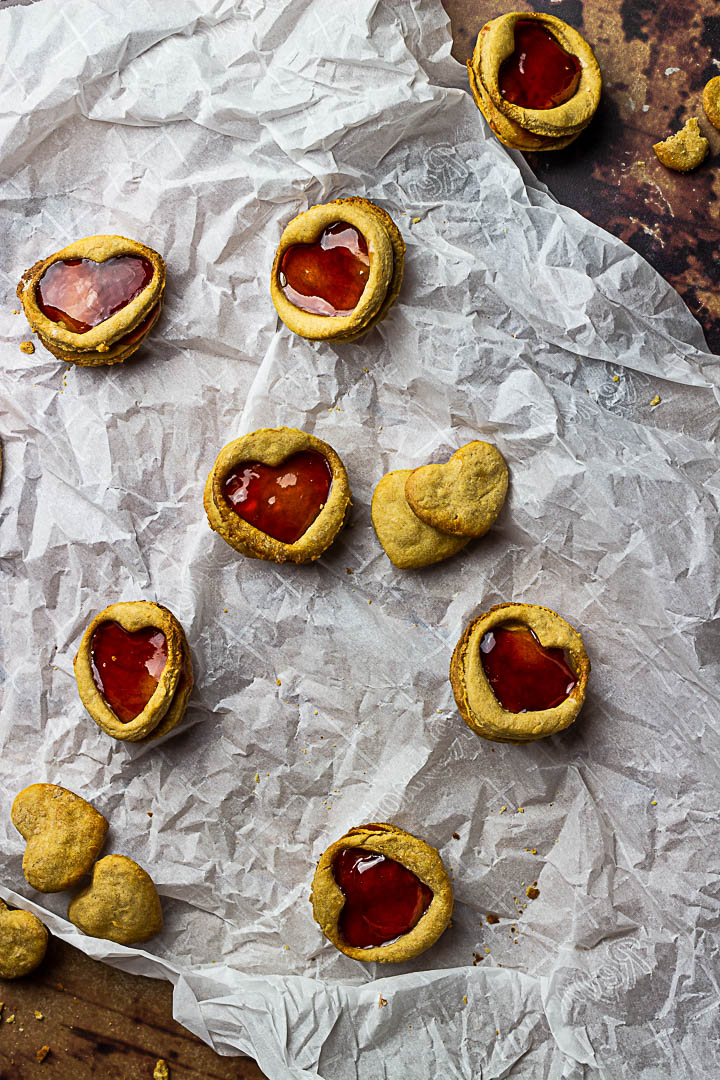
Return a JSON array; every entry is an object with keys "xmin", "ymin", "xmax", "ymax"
[
  {"xmin": 11, "ymin": 784, "xmax": 109, "ymax": 893},
  {"xmin": 68, "ymin": 854, "xmax": 163, "ymax": 946}
]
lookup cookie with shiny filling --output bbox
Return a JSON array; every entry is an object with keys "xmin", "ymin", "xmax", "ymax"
[
  {"xmin": 17, "ymin": 234, "xmax": 165, "ymax": 367},
  {"xmin": 270, "ymin": 198, "xmax": 404, "ymax": 341},
  {"xmin": 310, "ymin": 822, "xmax": 453, "ymax": 963},
  {"xmin": 450, "ymin": 602, "xmax": 590, "ymax": 742},
  {"xmin": 74, "ymin": 601, "xmax": 193, "ymax": 742},
  {"xmin": 205, "ymin": 427, "xmax": 351, "ymax": 564}
]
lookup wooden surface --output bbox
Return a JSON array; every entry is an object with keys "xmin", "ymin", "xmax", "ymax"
[{"xmin": 2, "ymin": 2, "xmax": 718, "ymax": 1079}]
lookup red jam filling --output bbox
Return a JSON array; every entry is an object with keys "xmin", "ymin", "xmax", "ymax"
[
  {"xmin": 223, "ymin": 450, "xmax": 332, "ymax": 545},
  {"xmin": 90, "ymin": 621, "xmax": 167, "ymax": 723},
  {"xmin": 499, "ymin": 20, "xmax": 581, "ymax": 110},
  {"xmin": 333, "ymin": 847, "xmax": 432, "ymax": 948},
  {"xmin": 36, "ymin": 255, "xmax": 154, "ymax": 333},
  {"xmin": 279, "ymin": 222, "xmax": 370, "ymax": 317},
  {"xmin": 480, "ymin": 625, "xmax": 576, "ymax": 713}
]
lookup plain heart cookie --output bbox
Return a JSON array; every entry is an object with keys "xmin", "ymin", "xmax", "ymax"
[
  {"xmin": 0, "ymin": 899, "xmax": 49, "ymax": 978},
  {"xmin": 371, "ymin": 469, "xmax": 470, "ymax": 570},
  {"xmin": 11, "ymin": 784, "xmax": 109, "ymax": 893},
  {"xmin": 404, "ymin": 441, "xmax": 508, "ymax": 538},
  {"xmin": 68, "ymin": 854, "xmax": 163, "ymax": 945}
]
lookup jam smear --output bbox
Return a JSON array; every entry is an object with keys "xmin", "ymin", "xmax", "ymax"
[
  {"xmin": 36, "ymin": 255, "xmax": 154, "ymax": 333},
  {"xmin": 480, "ymin": 625, "xmax": 576, "ymax": 713},
  {"xmin": 91, "ymin": 621, "xmax": 167, "ymax": 723},
  {"xmin": 499, "ymin": 20, "xmax": 581, "ymax": 110},
  {"xmin": 333, "ymin": 847, "xmax": 432, "ymax": 948},
  {"xmin": 223, "ymin": 450, "xmax": 332, "ymax": 545},
  {"xmin": 279, "ymin": 222, "xmax": 370, "ymax": 317}
]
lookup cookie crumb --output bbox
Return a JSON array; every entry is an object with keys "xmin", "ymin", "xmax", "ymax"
[
  {"xmin": 612, "ymin": 375, "xmax": 620, "ymax": 383},
  {"xmin": 526, "ymin": 885, "xmax": 540, "ymax": 900},
  {"xmin": 6, "ymin": 1013, "xmax": 15, "ymax": 1023},
  {"xmin": 34, "ymin": 1010, "xmax": 44, "ymax": 1020},
  {"xmin": 276, "ymin": 678, "xmax": 282, "ymax": 686},
  {"xmin": 346, "ymin": 568, "xmax": 353, "ymax": 574},
  {"xmin": 517, "ymin": 807, "xmax": 524, "ymax": 813},
  {"xmin": 650, "ymin": 395, "xmax": 661, "ymax": 407},
  {"xmin": 651, "ymin": 799, "xmax": 657, "ymax": 806},
  {"xmin": 147, "ymin": 811, "xmax": 153, "ymax": 817},
  {"xmin": 254, "ymin": 773, "xmax": 260, "ymax": 783},
  {"xmin": 378, "ymin": 994, "xmax": 387, "ymax": 1007},
  {"xmin": 412, "ymin": 217, "xmax": 421, "ymax": 224},
  {"xmin": 452, "ymin": 832, "xmax": 460, "ymax": 840},
  {"xmin": 153, "ymin": 1062, "xmax": 170, "ymax": 1080},
  {"xmin": 486, "ymin": 912, "xmax": 499, "ymax": 924},
  {"xmin": 20, "ymin": 340, "xmax": 35, "ymax": 354},
  {"xmin": 499, "ymin": 805, "xmax": 507, "ymax": 814},
  {"xmin": 462, "ymin": 994, "xmax": 468, "ymax": 1004},
  {"xmin": 37, "ymin": 1045, "xmax": 51, "ymax": 1064},
  {"xmin": 12, "ymin": 308, "xmax": 20, "ymax": 314}
]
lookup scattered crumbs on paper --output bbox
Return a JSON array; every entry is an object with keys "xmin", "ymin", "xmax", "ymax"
[
  {"xmin": 20, "ymin": 341, "xmax": 35, "ymax": 354},
  {"xmin": 368, "ymin": 599, "xmax": 372, "ymax": 604},
  {"xmin": 499, "ymin": 805, "xmax": 507, "ymax": 814},
  {"xmin": 486, "ymin": 912, "xmax": 499, "ymax": 925},
  {"xmin": 346, "ymin": 568, "xmax": 353, "ymax": 574},
  {"xmin": 531, "ymin": 848, "xmax": 537, "ymax": 855},
  {"xmin": 526, "ymin": 885, "xmax": 540, "ymax": 900},
  {"xmin": 153, "ymin": 1061, "xmax": 170, "ymax": 1080},
  {"xmin": 37, "ymin": 1046, "xmax": 51, "ymax": 1064},
  {"xmin": 472, "ymin": 952, "xmax": 482, "ymax": 965},
  {"xmin": 12, "ymin": 308, "xmax": 20, "ymax": 314},
  {"xmin": 276, "ymin": 678, "xmax": 282, "ymax": 686},
  {"xmin": 302, "ymin": 748, "xmax": 307, "ymax": 754},
  {"xmin": 613, "ymin": 375, "xmax": 620, "ymax": 382},
  {"xmin": 411, "ymin": 216, "xmax": 421, "ymax": 224},
  {"xmin": 378, "ymin": 994, "xmax": 387, "ymax": 1007},
  {"xmin": 485, "ymin": 947, "xmax": 490, "ymax": 953},
  {"xmin": 34, "ymin": 1010, "xmax": 44, "ymax": 1020},
  {"xmin": 254, "ymin": 772, "xmax": 260, "ymax": 783},
  {"xmin": 650, "ymin": 395, "xmax": 661, "ymax": 407},
  {"xmin": 378, "ymin": 425, "xmax": 382, "ymax": 431},
  {"xmin": 517, "ymin": 807, "xmax": 524, "ymax": 814},
  {"xmin": 314, "ymin": 710, "xmax": 318, "ymax": 715},
  {"xmin": 452, "ymin": 832, "xmax": 460, "ymax": 840},
  {"xmin": 362, "ymin": 366, "xmax": 369, "ymax": 373},
  {"xmin": 284, "ymin": 945, "xmax": 290, "ymax": 951},
  {"xmin": 147, "ymin": 811, "xmax": 153, "ymax": 817},
  {"xmin": 651, "ymin": 799, "xmax": 657, "ymax": 806},
  {"xmin": 462, "ymin": 995, "xmax": 468, "ymax": 1004},
  {"xmin": 223, "ymin": 607, "xmax": 228, "ymax": 613}
]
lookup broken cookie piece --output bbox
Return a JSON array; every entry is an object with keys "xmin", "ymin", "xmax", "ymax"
[{"xmin": 653, "ymin": 117, "xmax": 709, "ymax": 172}]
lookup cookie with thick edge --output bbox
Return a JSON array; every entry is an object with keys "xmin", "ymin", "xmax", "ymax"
[
  {"xmin": 450, "ymin": 602, "xmax": 590, "ymax": 742},
  {"xmin": 73, "ymin": 601, "xmax": 193, "ymax": 743},
  {"xmin": 405, "ymin": 441, "xmax": 508, "ymax": 538},
  {"xmin": 16, "ymin": 234, "xmax": 165, "ymax": 367},
  {"xmin": 67, "ymin": 854, "xmax": 162, "ymax": 946},
  {"xmin": 11, "ymin": 784, "xmax": 108, "ymax": 892},
  {"xmin": 0, "ymin": 899, "xmax": 49, "ymax": 978},
  {"xmin": 270, "ymin": 198, "xmax": 404, "ymax": 341},
  {"xmin": 204, "ymin": 427, "xmax": 351, "ymax": 564},
  {"xmin": 310, "ymin": 822, "xmax": 453, "ymax": 963}
]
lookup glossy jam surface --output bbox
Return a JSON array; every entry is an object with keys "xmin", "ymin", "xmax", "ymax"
[
  {"xmin": 499, "ymin": 20, "xmax": 581, "ymax": 110},
  {"xmin": 223, "ymin": 450, "xmax": 332, "ymax": 544},
  {"xmin": 279, "ymin": 222, "xmax": 369, "ymax": 317},
  {"xmin": 36, "ymin": 255, "xmax": 154, "ymax": 333},
  {"xmin": 91, "ymin": 621, "xmax": 167, "ymax": 723},
  {"xmin": 480, "ymin": 625, "xmax": 576, "ymax": 713},
  {"xmin": 333, "ymin": 847, "xmax": 432, "ymax": 948}
]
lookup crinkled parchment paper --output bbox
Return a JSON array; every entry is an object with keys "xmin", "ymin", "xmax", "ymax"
[{"xmin": 1, "ymin": 2, "xmax": 719, "ymax": 1077}]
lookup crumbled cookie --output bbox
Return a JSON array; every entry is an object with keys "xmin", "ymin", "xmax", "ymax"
[
  {"xmin": 371, "ymin": 469, "xmax": 469, "ymax": 570},
  {"xmin": 11, "ymin": 783, "xmax": 108, "ymax": 892},
  {"xmin": 0, "ymin": 899, "xmax": 49, "ymax": 978},
  {"xmin": 405, "ymin": 441, "xmax": 508, "ymax": 538},
  {"xmin": 702, "ymin": 76, "xmax": 720, "ymax": 131},
  {"xmin": 68, "ymin": 854, "xmax": 162, "ymax": 945},
  {"xmin": 653, "ymin": 117, "xmax": 709, "ymax": 172}
]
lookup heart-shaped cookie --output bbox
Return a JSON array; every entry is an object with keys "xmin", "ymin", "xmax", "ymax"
[
  {"xmin": 0, "ymin": 899, "xmax": 49, "ymax": 978},
  {"xmin": 371, "ymin": 470, "xmax": 469, "ymax": 570},
  {"xmin": 67, "ymin": 855, "xmax": 162, "ymax": 945},
  {"xmin": 11, "ymin": 784, "xmax": 108, "ymax": 893},
  {"xmin": 405, "ymin": 441, "xmax": 508, "ymax": 538}
]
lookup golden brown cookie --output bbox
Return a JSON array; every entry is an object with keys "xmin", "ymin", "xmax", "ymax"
[
  {"xmin": 17, "ymin": 235, "xmax": 165, "ymax": 367},
  {"xmin": 74, "ymin": 601, "xmax": 193, "ymax": 743},
  {"xmin": 467, "ymin": 13, "xmax": 601, "ymax": 152},
  {"xmin": 405, "ymin": 441, "xmax": 508, "ymax": 538},
  {"xmin": 371, "ymin": 469, "xmax": 470, "ymax": 570},
  {"xmin": 653, "ymin": 118, "xmax": 709, "ymax": 172},
  {"xmin": 450, "ymin": 603, "xmax": 590, "ymax": 742},
  {"xmin": 11, "ymin": 784, "xmax": 109, "ymax": 893},
  {"xmin": 270, "ymin": 198, "xmax": 404, "ymax": 341},
  {"xmin": 0, "ymin": 899, "xmax": 49, "ymax": 978},
  {"xmin": 310, "ymin": 822, "xmax": 453, "ymax": 963},
  {"xmin": 67, "ymin": 855, "xmax": 162, "ymax": 945},
  {"xmin": 703, "ymin": 76, "xmax": 720, "ymax": 131},
  {"xmin": 205, "ymin": 427, "xmax": 351, "ymax": 564}
]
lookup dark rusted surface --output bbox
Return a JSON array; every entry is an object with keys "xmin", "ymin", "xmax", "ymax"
[{"xmin": 446, "ymin": 0, "xmax": 720, "ymax": 354}]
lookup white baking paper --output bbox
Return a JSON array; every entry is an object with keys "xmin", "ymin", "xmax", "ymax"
[{"xmin": 1, "ymin": 2, "xmax": 719, "ymax": 1077}]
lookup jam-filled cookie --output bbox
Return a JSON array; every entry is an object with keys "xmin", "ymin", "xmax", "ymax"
[
  {"xmin": 467, "ymin": 13, "xmax": 601, "ymax": 151},
  {"xmin": 204, "ymin": 427, "xmax": 351, "ymax": 564},
  {"xmin": 11, "ymin": 783, "xmax": 109, "ymax": 892},
  {"xmin": 17, "ymin": 234, "xmax": 165, "ymax": 366},
  {"xmin": 311, "ymin": 822, "xmax": 453, "ymax": 963},
  {"xmin": 73, "ymin": 601, "xmax": 193, "ymax": 742},
  {"xmin": 0, "ymin": 900, "xmax": 49, "ymax": 978},
  {"xmin": 67, "ymin": 854, "xmax": 163, "ymax": 946},
  {"xmin": 450, "ymin": 602, "xmax": 590, "ymax": 742},
  {"xmin": 270, "ymin": 198, "xmax": 404, "ymax": 341}
]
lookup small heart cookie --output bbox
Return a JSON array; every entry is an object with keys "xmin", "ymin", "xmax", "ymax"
[
  {"xmin": 405, "ymin": 441, "xmax": 508, "ymax": 538},
  {"xmin": 371, "ymin": 470, "xmax": 469, "ymax": 569},
  {"xmin": 11, "ymin": 784, "xmax": 109, "ymax": 893},
  {"xmin": 0, "ymin": 899, "xmax": 49, "ymax": 978},
  {"xmin": 68, "ymin": 855, "xmax": 162, "ymax": 945}
]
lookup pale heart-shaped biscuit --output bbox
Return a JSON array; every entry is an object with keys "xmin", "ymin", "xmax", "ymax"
[
  {"xmin": 0, "ymin": 899, "xmax": 49, "ymax": 978},
  {"xmin": 68, "ymin": 855, "xmax": 162, "ymax": 945},
  {"xmin": 11, "ymin": 784, "xmax": 108, "ymax": 893},
  {"xmin": 405, "ymin": 441, "xmax": 508, "ymax": 538},
  {"xmin": 371, "ymin": 470, "xmax": 469, "ymax": 570}
]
